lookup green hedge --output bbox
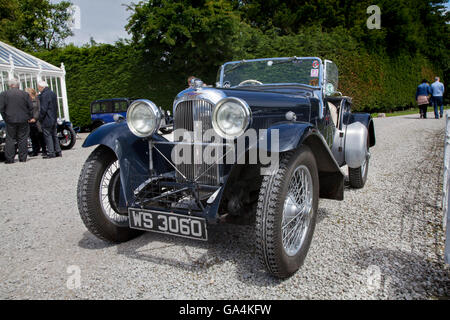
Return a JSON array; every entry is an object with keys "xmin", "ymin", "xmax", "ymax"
[
  {"xmin": 35, "ymin": 43, "xmax": 187, "ymax": 128},
  {"xmin": 35, "ymin": 28, "xmax": 441, "ymax": 128},
  {"xmin": 232, "ymin": 26, "xmax": 440, "ymax": 113}
]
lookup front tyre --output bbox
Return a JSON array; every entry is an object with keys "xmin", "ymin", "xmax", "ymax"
[
  {"xmin": 77, "ymin": 145, "xmax": 142, "ymax": 243},
  {"xmin": 256, "ymin": 146, "xmax": 319, "ymax": 278}
]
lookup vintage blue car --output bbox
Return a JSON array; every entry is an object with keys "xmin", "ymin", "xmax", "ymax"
[
  {"xmin": 77, "ymin": 57, "xmax": 375, "ymax": 278},
  {"xmin": 90, "ymin": 98, "xmax": 132, "ymax": 131},
  {"xmin": 90, "ymin": 97, "xmax": 173, "ymax": 134}
]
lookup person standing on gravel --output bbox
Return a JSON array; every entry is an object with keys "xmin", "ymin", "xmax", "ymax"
[
  {"xmin": 38, "ymin": 81, "xmax": 61, "ymax": 159},
  {"xmin": 431, "ymin": 77, "xmax": 445, "ymax": 119},
  {"xmin": 0, "ymin": 78, "xmax": 34, "ymax": 164},
  {"xmin": 25, "ymin": 88, "xmax": 45, "ymax": 157},
  {"xmin": 416, "ymin": 79, "xmax": 431, "ymax": 119}
]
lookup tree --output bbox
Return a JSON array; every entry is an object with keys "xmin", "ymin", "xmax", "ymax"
[
  {"xmin": 0, "ymin": 0, "xmax": 74, "ymax": 51},
  {"xmin": 0, "ymin": 0, "xmax": 21, "ymax": 45},
  {"xmin": 125, "ymin": 0, "xmax": 241, "ymax": 78},
  {"xmin": 231, "ymin": 0, "xmax": 449, "ymax": 55}
]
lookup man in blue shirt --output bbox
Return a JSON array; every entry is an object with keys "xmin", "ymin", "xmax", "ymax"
[{"xmin": 431, "ymin": 77, "xmax": 445, "ymax": 119}]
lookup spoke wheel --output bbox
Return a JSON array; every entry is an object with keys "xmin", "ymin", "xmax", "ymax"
[
  {"xmin": 99, "ymin": 160, "xmax": 128, "ymax": 226},
  {"xmin": 282, "ymin": 165, "xmax": 313, "ymax": 257}
]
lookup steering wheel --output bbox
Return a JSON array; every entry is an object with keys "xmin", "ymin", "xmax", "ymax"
[{"xmin": 238, "ymin": 79, "xmax": 263, "ymax": 86}]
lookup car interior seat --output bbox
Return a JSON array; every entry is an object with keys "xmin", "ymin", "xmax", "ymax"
[{"xmin": 328, "ymin": 101, "xmax": 338, "ymax": 127}]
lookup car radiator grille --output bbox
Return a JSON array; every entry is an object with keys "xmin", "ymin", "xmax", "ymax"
[{"xmin": 174, "ymin": 100, "xmax": 219, "ymax": 186}]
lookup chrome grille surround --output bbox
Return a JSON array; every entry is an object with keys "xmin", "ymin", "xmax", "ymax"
[{"xmin": 173, "ymin": 88, "xmax": 227, "ymax": 186}]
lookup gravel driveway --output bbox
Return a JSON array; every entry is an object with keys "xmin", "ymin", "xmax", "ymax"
[{"xmin": 1, "ymin": 112, "xmax": 449, "ymax": 300}]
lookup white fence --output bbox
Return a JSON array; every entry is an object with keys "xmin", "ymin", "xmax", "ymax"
[{"xmin": 443, "ymin": 112, "xmax": 450, "ymax": 264}]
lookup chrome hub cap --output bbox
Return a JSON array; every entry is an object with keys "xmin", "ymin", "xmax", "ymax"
[
  {"xmin": 59, "ymin": 129, "xmax": 71, "ymax": 147},
  {"xmin": 99, "ymin": 160, "xmax": 128, "ymax": 225},
  {"xmin": 282, "ymin": 165, "xmax": 313, "ymax": 257}
]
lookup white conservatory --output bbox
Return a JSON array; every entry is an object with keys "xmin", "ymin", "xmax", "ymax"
[{"xmin": 0, "ymin": 41, "xmax": 70, "ymax": 121}]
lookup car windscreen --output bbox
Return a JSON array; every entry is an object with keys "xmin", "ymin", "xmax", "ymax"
[{"xmin": 220, "ymin": 58, "xmax": 321, "ymax": 88}]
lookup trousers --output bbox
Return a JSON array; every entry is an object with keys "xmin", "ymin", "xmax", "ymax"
[{"xmin": 5, "ymin": 122, "xmax": 30, "ymax": 162}]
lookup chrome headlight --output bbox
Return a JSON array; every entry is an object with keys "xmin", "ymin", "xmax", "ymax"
[
  {"xmin": 127, "ymin": 99, "xmax": 162, "ymax": 138},
  {"xmin": 212, "ymin": 97, "xmax": 251, "ymax": 139}
]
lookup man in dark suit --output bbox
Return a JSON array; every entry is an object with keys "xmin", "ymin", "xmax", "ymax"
[
  {"xmin": 0, "ymin": 78, "xmax": 34, "ymax": 163},
  {"xmin": 38, "ymin": 81, "xmax": 61, "ymax": 159}
]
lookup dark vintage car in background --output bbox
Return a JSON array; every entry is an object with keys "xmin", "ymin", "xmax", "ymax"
[
  {"xmin": 90, "ymin": 97, "xmax": 173, "ymax": 134},
  {"xmin": 90, "ymin": 98, "xmax": 132, "ymax": 131},
  {"xmin": 77, "ymin": 57, "xmax": 375, "ymax": 278}
]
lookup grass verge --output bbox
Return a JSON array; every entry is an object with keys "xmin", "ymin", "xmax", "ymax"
[{"xmin": 372, "ymin": 105, "xmax": 450, "ymax": 118}]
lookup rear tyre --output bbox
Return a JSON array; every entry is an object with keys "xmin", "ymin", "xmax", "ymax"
[
  {"xmin": 77, "ymin": 145, "xmax": 142, "ymax": 243},
  {"xmin": 256, "ymin": 146, "xmax": 319, "ymax": 278},
  {"xmin": 348, "ymin": 160, "xmax": 369, "ymax": 189}
]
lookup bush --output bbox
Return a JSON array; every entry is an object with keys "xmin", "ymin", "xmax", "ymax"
[
  {"xmin": 232, "ymin": 26, "xmax": 441, "ymax": 113},
  {"xmin": 35, "ymin": 43, "xmax": 184, "ymax": 128}
]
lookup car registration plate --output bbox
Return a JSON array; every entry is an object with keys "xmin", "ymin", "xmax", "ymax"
[{"xmin": 128, "ymin": 208, "xmax": 208, "ymax": 241}]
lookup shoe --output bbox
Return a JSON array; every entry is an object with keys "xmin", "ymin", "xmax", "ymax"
[
  {"xmin": 55, "ymin": 152, "xmax": 62, "ymax": 157},
  {"xmin": 4, "ymin": 160, "xmax": 14, "ymax": 164},
  {"xmin": 42, "ymin": 154, "xmax": 55, "ymax": 159},
  {"xmin": 30, "ymin": 153, "xmax": 38, "ymax": 157}
]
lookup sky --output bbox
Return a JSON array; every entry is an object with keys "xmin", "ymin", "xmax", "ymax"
[{"xmin": 52, "ymin": 0, "xmax": 135, "ymax": 46}]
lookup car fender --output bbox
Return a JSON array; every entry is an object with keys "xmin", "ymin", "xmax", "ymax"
[
  {"xmin": 83, "ymin": 122, "xmax": 173, "ymax": 207},
  {"xmin": 345, "ymin": 122, "xmax": 368, "ymax": 169},
  {"xmin": 345, "ymin": 113, "xmax": 376, "ymax": 147},
  {"xmin": 259, "ymin": 122, "xmax": 344, "ymax": 200}
]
